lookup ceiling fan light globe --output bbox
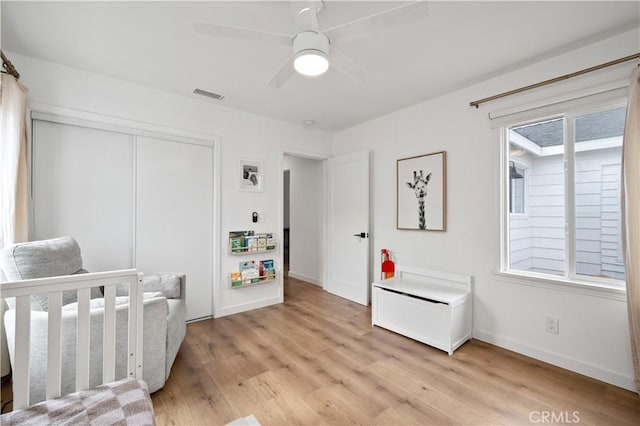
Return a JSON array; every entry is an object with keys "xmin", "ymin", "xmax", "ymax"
[{"xmin": 294, "ymin": 50, "xmax": 329, "ymax": 76}]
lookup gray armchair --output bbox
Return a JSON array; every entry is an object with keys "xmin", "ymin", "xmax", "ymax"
[{"xmin": 0, "ymin": 236, "xmax": 186, "ymax": 405}]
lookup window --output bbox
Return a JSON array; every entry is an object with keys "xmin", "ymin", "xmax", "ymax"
[
  {"xmin": 509, "ymin": 162, "xmax": 526, "ymax": 214},
  {"xmin": 503, "ymin": 103, "xmax": 626, "ymax": 284}
]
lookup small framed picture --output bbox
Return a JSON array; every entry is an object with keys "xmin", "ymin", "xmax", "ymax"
[
  {"xmin": 239, "ymin": 159, "xmax": 263, "ymax": 192},
  {"xmin": 397, "ymin": 151, "xmax": 446, "ymax": 231}
]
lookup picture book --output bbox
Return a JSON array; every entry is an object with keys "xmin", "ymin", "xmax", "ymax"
[
  {"xmin": 229, "ymin": 231, "xmax": 246, "ymax": 253},
  {"xmin": 259, "ymin": 259, "xmax": 276, "ymax": 281},
  {"xmin": 231, "ymin": 271, "xmax": 243, "ymax": 287},
  {"xmin": 239, "ymin": 260, "xmax": 260, "ymax": 284}
]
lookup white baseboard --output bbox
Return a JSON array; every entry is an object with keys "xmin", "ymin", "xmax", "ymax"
[
  {"xmin": 215, "ymin": 296, "xmax": 281, "ymax": 318},
  {"xmin": 473, "ymin": 329, "xmax": 637, "ymax": 392},
  {"xmin": 288, "ymin": 271, "xmax": 322, "ymax": 286}
]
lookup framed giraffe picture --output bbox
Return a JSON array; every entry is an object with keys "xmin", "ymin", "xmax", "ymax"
[{"xmin": 397, "ymin": 151, "xmax": 447, "ymax": 231}]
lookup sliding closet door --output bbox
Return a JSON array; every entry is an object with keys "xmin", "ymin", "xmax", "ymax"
[
  {"xmin": 32, "ymin": 120, "xmax": 134, "ymax": 271},
  {"xmin": 135, "ymin": 137, "xmax": 213, "ymax": 320}
]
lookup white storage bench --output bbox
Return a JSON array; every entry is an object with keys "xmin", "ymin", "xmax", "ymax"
[{"xmin": 372, "ymin": 266, "xmax": 472, "ymax": 355}]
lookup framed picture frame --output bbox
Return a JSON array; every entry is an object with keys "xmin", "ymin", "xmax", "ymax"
[
  {"xmin": 239, "ymin": 159, "xmax": 263, "ymax": 192},
  {"xmin": 397, "ymin": 151, "xmax": 446, "ymax": 231}
]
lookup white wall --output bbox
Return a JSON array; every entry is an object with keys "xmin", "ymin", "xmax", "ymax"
[
  {"xmin": 9, "ymin": 52, "xmax": 332, "ymax": 319},
  {"xmin": 331, "ymin": 29, "xmax": 639, "ymax": 391},
  {"xmin": 283, "ymin": 155, "xmax": 324, "ymax": 286}
]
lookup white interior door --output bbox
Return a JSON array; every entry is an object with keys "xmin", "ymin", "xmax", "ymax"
[
  {"xmin": 326, "ymin": 150, "xmax": 370, "ymax": 305},
  {"xmin": 135, "ymin": 136, "xmax": 214, "ymax": 321}
]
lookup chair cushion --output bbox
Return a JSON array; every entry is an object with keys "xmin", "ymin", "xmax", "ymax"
[
  {"xmin": 0, "ymin": 237, "xmax": 83, "ymax": 281},
  {"xmin": 0, "ymin": 237, "xmax": 89, "ymax": 311},
  {"xmin": 115, "ymin": 273, "xmax": 181, "ymax": 299},
  {"xmin": 142, "ymin": 273, "xmax": 182, "ymax": 299}
]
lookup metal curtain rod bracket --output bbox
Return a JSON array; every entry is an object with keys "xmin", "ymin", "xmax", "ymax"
[
  {"xmin": 469, "ymin": 53, "xmax": 640, "ymax": 109},
  {"xmin": 1, "ymin": 50, "xmax": 20, "ymax": 79}
]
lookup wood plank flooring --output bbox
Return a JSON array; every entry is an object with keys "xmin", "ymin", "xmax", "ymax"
[{"xmin": 151, "ymin": 277, "xmax": 640, "ymax": 425}]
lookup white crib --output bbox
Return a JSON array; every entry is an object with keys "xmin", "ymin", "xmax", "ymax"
[{"xmin": 0, "ymin": 269, "xmax": 144, "ymax": 410}]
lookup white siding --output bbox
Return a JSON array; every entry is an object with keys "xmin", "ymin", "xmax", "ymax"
[
  {"xmin": 527, "ymin": 154, "xmax": 565, "ymax": 274},
  {"xmin": 509, "ymin": 215, "xmax": 532, "ymax": 271},
  {"xmin": 575, "ymin": 148, "xmax": 624, "ymax": 280},
  {"xmin": 600, "ymin": 162, "xmax": 625, "ymax": 279},
  {"xmin": 509, "ymin": 146, "xmax": 624, "ymax": 280}
]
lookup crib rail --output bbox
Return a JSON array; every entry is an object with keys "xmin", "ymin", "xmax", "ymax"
[{"xmin": 0, "ymin": 269, "xmax": 143, "ymax": 410}]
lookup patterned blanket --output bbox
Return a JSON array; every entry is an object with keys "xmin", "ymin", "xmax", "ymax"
[{"xmin": 0, "ymin": 378, "xmax": 155, "ymax": 425}]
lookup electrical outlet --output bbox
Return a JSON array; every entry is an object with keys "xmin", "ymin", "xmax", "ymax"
[{"xmin": 545, "ymin": 317, "xmax": 559, "ymax": 335}]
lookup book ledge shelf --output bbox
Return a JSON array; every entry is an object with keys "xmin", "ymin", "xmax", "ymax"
[
  {"xmin": 230, "ymin": 272, "xmax": 278, "ymax": 288},
  {"xmin": 228, "ymin": 242, "xmax": 277, "ymax": 255},
  {"xmin": 228, "ymin": 231, "xmax": 277, "ymax": 289}
]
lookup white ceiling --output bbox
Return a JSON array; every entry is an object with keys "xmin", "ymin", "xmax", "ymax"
[{"xmin": 2, "ymin": 1, "xmax": 639, "ymax": 131}]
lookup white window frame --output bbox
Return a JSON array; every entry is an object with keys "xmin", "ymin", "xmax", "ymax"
[{"xmin": 499, "ymin": 96, "xmax": 627, "ymax": 291}]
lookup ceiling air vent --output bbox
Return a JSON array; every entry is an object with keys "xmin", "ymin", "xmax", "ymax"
[{"xmin": 193, "ymin": 88, "xmax": 225, "ymax": 101}]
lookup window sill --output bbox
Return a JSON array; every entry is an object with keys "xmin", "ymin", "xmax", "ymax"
[{"xmin": 493, "ymin": 270, "xmax": 626, "ymax": 301}]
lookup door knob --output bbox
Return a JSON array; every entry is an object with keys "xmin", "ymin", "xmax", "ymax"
[{"xmin": 353, "ymin": 232, "xmax": 368, "ymax": 238}]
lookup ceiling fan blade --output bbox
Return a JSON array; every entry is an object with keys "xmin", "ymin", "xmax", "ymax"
[
  {"xmin": 193, "ymin": 21, "xmax": 291, "ymax": 46},
  {"xmin": 289, "ymin": 1, "xmax": 321, "ymax": 32},
  {"xmin": 267, "ymin": 55, "xmax": 295, "ymax": 88},
  {"xmin": 330, "ymin": 48, "xmax": 365, "ymax": 84},
  {"xmin": 323, "ymin": 1, "xmax": 429, "ymax": 45}
]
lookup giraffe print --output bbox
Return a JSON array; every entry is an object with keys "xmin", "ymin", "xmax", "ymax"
[{"xmin": 406, "ymin": 170, "xmax": 431, "ymax": 230}]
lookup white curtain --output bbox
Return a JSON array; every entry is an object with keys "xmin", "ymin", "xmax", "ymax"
[
  {"xmin": 0, "ymin": 73, "xmax": 28, "ymax": 378},
  {"xmin": 622, "ymin": 66, "xmax": 640, "ymax": 394},
  {"xmin": 0, "ymin": 73, "xmax": 29, "ymax": 251}
]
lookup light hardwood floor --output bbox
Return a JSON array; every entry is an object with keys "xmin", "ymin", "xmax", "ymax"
[{"xmin": 151, "ymin": 277, "xmax": 640, "ymax": 425}]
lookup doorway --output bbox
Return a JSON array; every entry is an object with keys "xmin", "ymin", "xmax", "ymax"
[{"xmin": 283, "ymin": 154, "xmax": 325, "ymax": 287}]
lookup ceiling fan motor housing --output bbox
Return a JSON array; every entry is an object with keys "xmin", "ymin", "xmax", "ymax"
[{"xmin": 293, "ymin": 31, "xmax": 330, "ymax": 58}]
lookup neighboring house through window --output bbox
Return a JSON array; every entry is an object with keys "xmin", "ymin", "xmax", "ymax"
[
  {"xmin": 509, "ymin": 162, "xmax": 526, "ymax": 214},
  {"xmin": 503, "ymin": 102, "xmax": 626, "ymax": 285}
]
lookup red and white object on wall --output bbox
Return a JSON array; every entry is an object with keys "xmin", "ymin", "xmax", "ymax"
[{"xmin": 381, "ymin": 249, "xmax": 395, "ymax": 280}]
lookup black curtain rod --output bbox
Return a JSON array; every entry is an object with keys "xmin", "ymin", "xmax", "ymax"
[{"xmin": 470, "ymin": 53, "xmax": 640, "ymax": 108}]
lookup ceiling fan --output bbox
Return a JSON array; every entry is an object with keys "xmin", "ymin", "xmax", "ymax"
[{"xmin": 193, "ymin": 1, "xmax": 429, "ymax": 88}]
